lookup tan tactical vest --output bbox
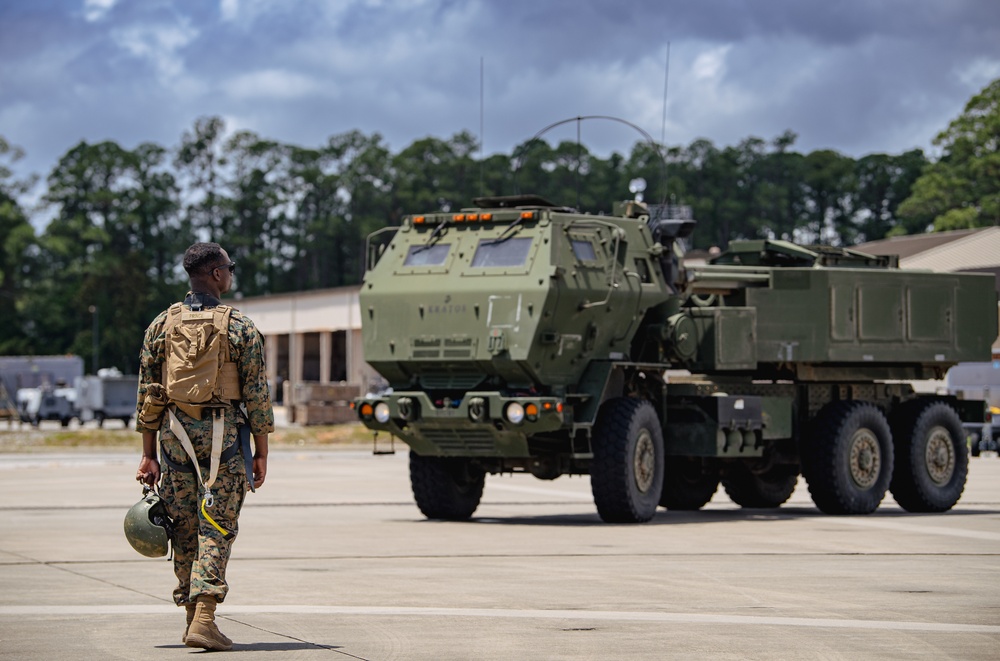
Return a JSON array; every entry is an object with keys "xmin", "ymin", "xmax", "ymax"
[{"xmin": 162, "ymin": 303, "xmax": 241, "ymax": 418}]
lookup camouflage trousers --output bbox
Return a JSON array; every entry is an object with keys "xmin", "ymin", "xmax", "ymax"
[{"xmin": 160, "ymin": 451, "xmax": 247, "ymax": 606}]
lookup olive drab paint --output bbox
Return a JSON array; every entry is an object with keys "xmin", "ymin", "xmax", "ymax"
[{"xmin": 355, "ymin": 195, "xmax": 998, "ymax": 523}]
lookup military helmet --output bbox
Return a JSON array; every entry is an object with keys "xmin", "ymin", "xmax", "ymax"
[{"xmin": 124, "ymin": 488, "xmax": 173, "ymax": 558}]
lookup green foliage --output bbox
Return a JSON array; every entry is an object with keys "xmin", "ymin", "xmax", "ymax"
[
  {"xmin": 898, "ymin": 78, "xmax": 1000, "ymax": 230},
  {"xmin": 24, "ymin": 140, "xmax": 183, "ymax": 373},
  {"xmin": 2, "ymin": 80, "xmax": 996, "ymax": 369},
  {"xmin": 0, "ymin": 138, "xmax": 39, "ymax": 354}
]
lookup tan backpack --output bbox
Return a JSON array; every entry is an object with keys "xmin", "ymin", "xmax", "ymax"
[{"xmin": 162, "ymin": 303, "xmax": 241, "ymax": 416}]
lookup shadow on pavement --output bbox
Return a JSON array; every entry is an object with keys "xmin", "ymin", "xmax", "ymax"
[
  {"xmin": 445, "ymin": 504, "xmax": 1000, "ymax": 527},
  {"xmin": 156, "ymin": 642, "xmax": 347, "ymax": 652}
]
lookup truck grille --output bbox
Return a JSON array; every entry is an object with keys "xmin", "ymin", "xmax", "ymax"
[
  {"xmin": 411, "ymin": 337, "xmax": 477, "ymax": 360},
  {"xmin": 419, "ymin": 368, "xmax": 486, "ymax": 390},
  {"xmin": 421, "ymin": 427, "xmax": 497, "ymax": 453}
]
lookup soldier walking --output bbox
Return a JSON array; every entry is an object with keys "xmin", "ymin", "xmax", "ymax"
[{"xmin": 133, "ymin": 242, "xmax": 274, "ymax": 651}]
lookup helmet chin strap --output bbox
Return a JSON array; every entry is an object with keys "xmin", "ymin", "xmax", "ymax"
[{"xmin": 142, "ymin": 484, "xmax": 176, "ymax": 561}]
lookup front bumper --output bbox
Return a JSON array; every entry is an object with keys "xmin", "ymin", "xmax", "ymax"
[{"xmin": 353, "ymin": 391, "xmax": 566, "ymax": 456}]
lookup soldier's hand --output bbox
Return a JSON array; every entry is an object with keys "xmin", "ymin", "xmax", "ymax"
[
  {"xmin": 252, "ymin": 454, "xmax": 267, "ymax": 489},
  {"xmin": 136, "ymin": 456, "xmax": 160, "ymax": 486}
]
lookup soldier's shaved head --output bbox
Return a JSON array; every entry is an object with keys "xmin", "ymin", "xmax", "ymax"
[{"xmin": 183, "ymin": 243, "xmax": 226, "ymax": 276}]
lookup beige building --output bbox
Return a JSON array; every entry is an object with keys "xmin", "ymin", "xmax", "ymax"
[
  {"xmin": 234, "ymin": 286, "xmax": 375, "ymax": 402},
  {"xmin": 855, "ymin": 226, "xmax": 1000, "ymax": 294}
]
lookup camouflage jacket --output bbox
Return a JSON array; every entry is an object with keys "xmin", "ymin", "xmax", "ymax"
[{"xmin": 135, "ymin": 292, "xmax": 275, "ymax": 460}]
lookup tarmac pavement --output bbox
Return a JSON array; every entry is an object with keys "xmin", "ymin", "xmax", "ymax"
[{"xmin": 1, "ymin": 446, "xmax": 999, "ymax": 660}]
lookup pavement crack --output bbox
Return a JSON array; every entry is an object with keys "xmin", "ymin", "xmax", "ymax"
[{"xmin": 0, "ymin": 548, "xmax": 171, "ymax": 604}]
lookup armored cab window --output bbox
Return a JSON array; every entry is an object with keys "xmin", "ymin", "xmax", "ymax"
[
  {"xmin": 404, "ymin": 244, "xmax": 451, "ymax": 267},
  {"xmin": 471, "ymin": 237, "xmax": 533, "ymax": 268},
  {"xmin": 571, "ymin": 239, "xmax": 597, "ymax": 262}
]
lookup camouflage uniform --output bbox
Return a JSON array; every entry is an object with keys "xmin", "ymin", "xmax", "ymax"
[{"xmin": 136, "ymin": 291, "xmax": 274, "ymax": 606}]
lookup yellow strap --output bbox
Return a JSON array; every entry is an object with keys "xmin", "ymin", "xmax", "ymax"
[{"xmin": 201, "ymin": 497, "xmax": 234, "ymax": 539}]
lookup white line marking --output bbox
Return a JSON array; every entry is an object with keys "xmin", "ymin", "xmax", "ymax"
[
  {"xmin": 827, "ymin": 517, "xmax": 1000, "ymax": 541},
  {"xmin": 1, "ymin": 605, "xmax": 997, "ymax": 633}
]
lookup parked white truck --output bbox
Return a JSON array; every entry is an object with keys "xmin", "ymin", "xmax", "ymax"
[
  {"xmin": 75, "ymin": 368, "xmax": 138, "ymax": 427},
  {"xmin": 948, "ymin": 357, "xmax": 1000, "ymax": 455}
]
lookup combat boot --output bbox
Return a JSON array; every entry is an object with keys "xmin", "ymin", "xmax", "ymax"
[
  {"xmin": 184, "ymin": 596, "xmax": 233, "ymax": 651},
  {"xmin": 182, "ymin": 602, "xmax": 196, "ymax": 643}
]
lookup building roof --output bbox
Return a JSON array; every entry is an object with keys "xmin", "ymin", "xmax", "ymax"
[
  {"xmin": 854, "ymin": 227, "xmax": 985, "ymax": 260},
  {"xmin": 898, "ymin": 226, "xmax": 1000, "ymax": 273},
  {"xmin": 854, "ymin": 226, "xmax": 1000, "ymax": 286}
]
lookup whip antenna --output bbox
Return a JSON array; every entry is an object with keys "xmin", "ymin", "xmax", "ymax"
[
  {"xmin": 661, "ymin": 42, "xmax": 671, "ymax": 204},
  {"xmin": 480, "ymin": 56, "xmax": 485, "ymax": 196},
  {"xmin": 661, "ymin": 42, "xmax": 671, "ymax": 146}
]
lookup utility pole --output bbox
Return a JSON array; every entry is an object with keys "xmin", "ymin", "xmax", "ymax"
[{"xmin": 89, "ymin": 305, "xmax": 99, "ymax": 374}]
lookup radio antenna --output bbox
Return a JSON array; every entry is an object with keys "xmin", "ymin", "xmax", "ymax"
[
  {"xmin": 479, "ymin": 56, "xmax": 485, "ymax": 197},
  {"xmin": 661, "ymin": 42, "xmax": 671, "ymax": 146},
  {"xmin": 576, "ymin": 117, "xmax": 582, "ymax": 210},
  {"xmin": 660, "ymin": 42, "xmax": 671, "ymax": 204}
]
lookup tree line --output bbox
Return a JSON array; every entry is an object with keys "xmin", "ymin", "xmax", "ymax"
[{"xmin": 0, "ymin": 79, "xmax": 997, "ymax": 375}]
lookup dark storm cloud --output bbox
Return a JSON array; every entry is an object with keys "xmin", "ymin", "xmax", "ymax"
[{"xmin": 1, "ymin": 0, "xmax": 998, "ymax": 189}]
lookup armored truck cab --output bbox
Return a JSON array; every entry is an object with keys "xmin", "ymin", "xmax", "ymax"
[
  {"xmin": 356, "ymin": 195, "xmax": 998, "ymax": 523},
  {"xmin": 362, "ymin": 195, "xmax": 668, "ymax": 390}
]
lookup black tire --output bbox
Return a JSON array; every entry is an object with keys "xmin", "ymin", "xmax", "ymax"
[
  {"xmin": 409, "ymin": 452, "xmax": 485, "ymax": 520},
  {"xmin": 660, "ymin": 456, "xmax": 719, "ymax": 510},
  {"xmin": 590, "ymin": 397, "xmax": 664, "ymax": 523},
  {"xmin": 890, "ymin": 401, "xmax": 968, "ymax": 513},
  {"xmin": 722, "ymin": 461, "xmax": 798, "ymax": 508},
  {"xmin": 96, "ymin": 412, "xmax": 105, "ymax": 428},
  {"xmin": 803, "ymin": 401, "xmax": 893, "ymax": 515}
]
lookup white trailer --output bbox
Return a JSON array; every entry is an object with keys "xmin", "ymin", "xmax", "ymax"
[{"xmin": 75, "ymin": 368, "xmax": 138, "ymax": 427}]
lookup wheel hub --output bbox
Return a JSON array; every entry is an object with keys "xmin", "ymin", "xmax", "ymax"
[
  {"xmin": 848, "ymin": 428, "xmax": 881, "ymax": 490},
  {"xmin": 924, "ymin": 426, "xmax": 955, "ymax": 485},
  {"xmin": 633, "ymin": 430, "xmax": 655, "ymax": 493}
]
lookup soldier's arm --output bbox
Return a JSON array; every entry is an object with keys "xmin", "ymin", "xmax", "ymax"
[
  {"xmin": 135, "ymin": 317, "xmax": 165, "ymax": 484},
  {"xmin": 233, "ymin": 315, "xmax": 273, "ymax": 488},
  {"xmin": 135, "ymin": 316, "xmax": 166, "ymax": 433},
  {"xmin": 136, "ymin": 430, "xmax": 160, "ymax": 485},
  {"xmin": 236, "ymin": 316, "xmax": 275, "ymax": 436},
  {"xmin": 251, "ymin": 434, "xmax": 268, "ymax": 489}
]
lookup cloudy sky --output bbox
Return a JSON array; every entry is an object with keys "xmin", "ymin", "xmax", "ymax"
[{"xmin": 2, "ymin": 0, "xmax": 999, "ymax": 184}]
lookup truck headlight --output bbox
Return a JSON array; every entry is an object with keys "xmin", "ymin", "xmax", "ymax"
[
  {"xmin": 374, "ymin": 402, "xmax": 391, "ymax": 423},
  {"xmin": 505, "ymin": 402, "xmax": 525, "ymax": 425}
]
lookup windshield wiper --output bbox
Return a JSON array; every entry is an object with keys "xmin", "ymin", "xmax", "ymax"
[
  {"xmin": 413, "ymin": 218, "xmax": 449, "ymax": 253},
  {"xmin": 486, "ymin": 215, "xmax": 526, "ymax": 245}
]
